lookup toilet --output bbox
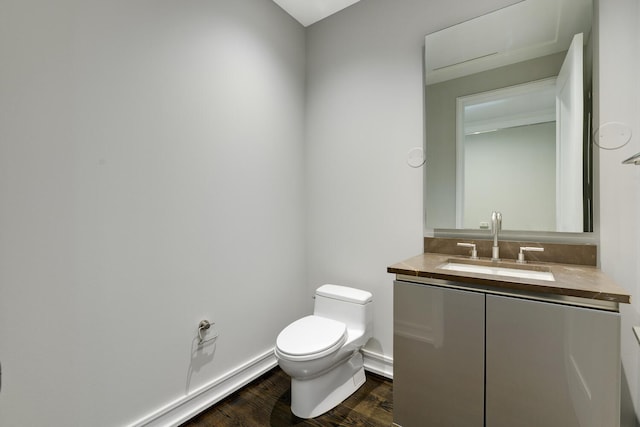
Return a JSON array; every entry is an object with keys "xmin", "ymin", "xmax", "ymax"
[{"xmin": 274, "ymin": 284, "xmax": 373, "ymax": 419}]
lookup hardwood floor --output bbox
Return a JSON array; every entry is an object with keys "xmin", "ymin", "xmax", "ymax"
[{"xmin": 180, "ymin": 367, "xmax": 393, "ymax": 427}]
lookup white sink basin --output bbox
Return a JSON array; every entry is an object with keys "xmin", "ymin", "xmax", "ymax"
[{"xmin": 440, "ymin": 261, "xmax": 555, "ymax": 282}]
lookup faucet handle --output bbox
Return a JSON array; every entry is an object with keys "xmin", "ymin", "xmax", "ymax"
[
  {"xmin": 517, "ymin": 246, "xmax": 544, "ymax": 263},
  {"xmin": 457, "ymin": 242, "xmax": 478, "ymax": 259}
]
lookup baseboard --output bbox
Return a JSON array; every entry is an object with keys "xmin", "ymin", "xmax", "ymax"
[
  {"xmin": 362, "ymin": 348, "xmax": 393, "ymax": 379},
  {"xmin": 128, "ymin": 349, "xmax": 277, "ymax": 427},
  {"xmin": 128, "ymin": 347, "xmax": 392, "ymax": 427}
]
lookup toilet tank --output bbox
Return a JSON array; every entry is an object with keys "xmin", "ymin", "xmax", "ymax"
[{"xmin": 313, "ymin": 284, "xmax": 373, "ymax": 331}]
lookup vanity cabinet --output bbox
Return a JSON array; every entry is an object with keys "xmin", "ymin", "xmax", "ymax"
[
  {"xmin": 485, "ymin": 294, "xmax": 620, "ymax": 427},
  {"xmin": 393, "ymin": 280, "xmax": 621, "ymax": 427},
  {"xmin": 393, "ymin": 280, "xmax": 485, "ymax": 426}
]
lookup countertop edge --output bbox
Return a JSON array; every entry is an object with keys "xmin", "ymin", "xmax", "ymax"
[{"xmin": 387, "ymin": 254, "xmax": 631, "ymax": 305}]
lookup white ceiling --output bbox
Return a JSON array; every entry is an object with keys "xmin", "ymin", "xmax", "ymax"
[{"xmin": 272, "ymin": 0, "xmax": 362, "ymax": 27}]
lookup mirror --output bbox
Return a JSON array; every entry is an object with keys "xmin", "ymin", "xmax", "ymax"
[{"xmin": 424, "ymin": 0, "xmax": 593, "ymax": 233}]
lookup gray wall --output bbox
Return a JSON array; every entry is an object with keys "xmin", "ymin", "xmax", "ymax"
[
  {"xmin": 596, "ymin": 0, "xmax": 640, "ymax": 424},
  {"xmin": 0, "ymin": 1, "xmax": 307, "ymax": 426},
  {"xmin": 305, "ymin": 0, "xmax": 522, "ymax": 370}
]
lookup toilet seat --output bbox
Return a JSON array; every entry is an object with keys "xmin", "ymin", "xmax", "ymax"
[{"xmin": 276, "ymin": 315, "xmax": 347, "ymax": 362}]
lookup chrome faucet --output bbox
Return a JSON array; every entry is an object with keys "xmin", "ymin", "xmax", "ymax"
[{"xmin": 491, "ymin": 211, "xmax": 502, "ymax": 261}]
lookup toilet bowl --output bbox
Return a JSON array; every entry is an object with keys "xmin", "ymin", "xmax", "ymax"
[{"xmin": 274, "ymin": 284, "xmax": 373, "ymax": 419}]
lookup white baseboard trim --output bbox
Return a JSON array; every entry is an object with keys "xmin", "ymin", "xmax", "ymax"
[
  {"xmin": 128, "ymin": 347, "xmax": 392, "ymax": 427},
  {"xmin": 129, "ymin": 349, "xmax": 277, "ymax": 427},
  {"xmin": 362, "ymin": 349, "xmax": 393, "ymax": 379}
]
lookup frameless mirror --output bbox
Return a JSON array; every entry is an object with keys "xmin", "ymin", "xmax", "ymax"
[{"xmin": 424, "ymin": 0, "xmax": 593, "ymax": 233}]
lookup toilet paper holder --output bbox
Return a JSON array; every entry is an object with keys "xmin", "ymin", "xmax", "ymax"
[{"xmin": 198, "ymin": 320, "xmax": 219, "ymax": 346}]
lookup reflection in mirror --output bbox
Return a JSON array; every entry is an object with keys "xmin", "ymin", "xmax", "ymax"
[
  {"xmin": 424, "ymin": 0, "xmax": 593, "ymax": 233},
  {"xmin": 457, "ymin": 79, "xmax": 557, "ymax": 230}
]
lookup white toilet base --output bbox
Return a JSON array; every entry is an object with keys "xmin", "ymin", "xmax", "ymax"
[{"xmin": 290, "ymin": 351, "xmax": 366, "ymax": 419}]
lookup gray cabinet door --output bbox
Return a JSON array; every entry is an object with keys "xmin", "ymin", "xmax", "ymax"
[
  {"xmin": 393, "ymin": 281, "xmax": 485, "ymax": 426},
  {"xmin": 486, "ymin": 295, "xmax": 620, "ymax": 427}
]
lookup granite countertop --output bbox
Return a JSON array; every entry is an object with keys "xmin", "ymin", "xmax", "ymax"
[{"xmin": 388, "ymin": 252, "xmax": 631, "ymax": 304}]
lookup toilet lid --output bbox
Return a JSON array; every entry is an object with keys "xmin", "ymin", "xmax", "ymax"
[{"xmin": 276, "ymin": 315, "xmax": 347, "ymax": 357}]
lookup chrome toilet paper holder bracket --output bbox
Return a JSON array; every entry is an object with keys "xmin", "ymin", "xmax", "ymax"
[{"xmin": 198, "ymin": 320, "xmax": 219, "ymax": 346}]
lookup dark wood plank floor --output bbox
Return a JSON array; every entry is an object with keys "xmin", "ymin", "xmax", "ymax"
[{"xmin": 180, "ymin": 367, "xmax": 393, "ymax": 427}]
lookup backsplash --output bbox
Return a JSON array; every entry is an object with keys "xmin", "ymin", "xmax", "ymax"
[{"xmin": 424, "ymin": 237, "xmax": 597, "ymax": 266}]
